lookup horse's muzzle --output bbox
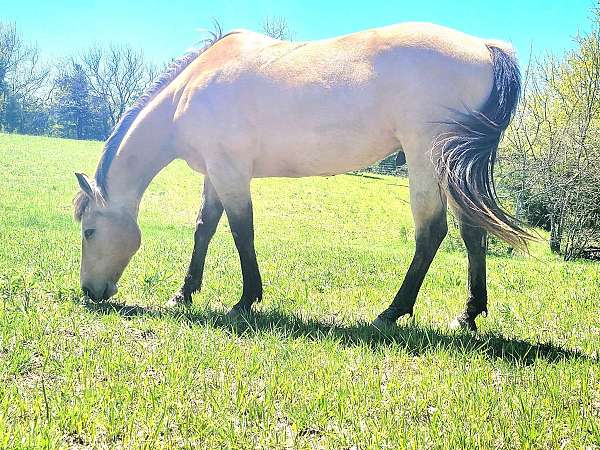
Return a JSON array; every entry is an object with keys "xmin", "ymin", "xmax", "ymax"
[{"xmin": 82, "ymin": 283, "xmax": 118, "ymax": 302}]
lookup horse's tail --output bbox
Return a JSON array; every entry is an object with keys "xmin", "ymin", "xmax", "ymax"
[{"xmin": 434, "ymin": 43, "xmax": 533, "ymax": 248}]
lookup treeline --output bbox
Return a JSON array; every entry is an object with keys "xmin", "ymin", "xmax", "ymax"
[
  {"xmin": 0, "ymin": 18, "xmax": 292, "ymax": 141},
  {"xmin": 0, "ymin": 21, "xmax": 159, "ymax": 140},
  {"xmin": 0, "ymin": 22, "xmax": 160, "ymax": 140},
  {"xmin": 502, "ymin": 6, "xmax": 600, "ymax": 260}
]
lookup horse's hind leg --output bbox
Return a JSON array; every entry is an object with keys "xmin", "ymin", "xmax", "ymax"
[
  {"xmin": 168, "ymin": 177, "xmax": 223, "ymax": 306},
  {"xmin": 374, "ymin": 146, "xmax": 448, "ymax": 327},
  {"xmin": 450, "ymin": 216, "xmax": 488, "ymax": 332}
]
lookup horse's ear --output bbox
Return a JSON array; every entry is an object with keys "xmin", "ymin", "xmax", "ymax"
[{"xmin": 75, "ymin": 173, "xmax": 94, "ymax": 198}]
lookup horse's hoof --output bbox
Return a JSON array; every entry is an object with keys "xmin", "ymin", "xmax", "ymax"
[
  {"xmin": 226, "ymin": 305, "xmax": 252, "ymax": 320},
  {"xmin": 165, "ymin": 292, "xmax": 191, "ymax": 308},
  {"xmin": 372, "ymin": 316, "xmax": 396, "ymax": 331},
  {"xmin": 225, "ymin": 307, "xmax": 241, "ymax": 320},
  {"xmin": 449, "ymin": 315, "xmax": 477, "ymax": 332}
]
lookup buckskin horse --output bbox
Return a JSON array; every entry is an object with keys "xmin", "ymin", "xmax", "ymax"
[{"xmin": 74, "ymin": 22, "xmax": 531, "ymax": 331}]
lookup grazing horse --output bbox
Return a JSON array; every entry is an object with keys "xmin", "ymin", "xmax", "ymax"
[{"xmin": 74, "ymin": 22, "xmax": 531, "ymax": 331}]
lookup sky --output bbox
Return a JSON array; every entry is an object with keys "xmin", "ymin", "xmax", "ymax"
[{"xmin": 0, "ymin": 0, "xmax": 596, "ymax": 65}]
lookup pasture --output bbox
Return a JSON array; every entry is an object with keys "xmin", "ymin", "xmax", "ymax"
[{"xmin": 0, "ymin": 133, "xmax": 598, "ymax": 448}]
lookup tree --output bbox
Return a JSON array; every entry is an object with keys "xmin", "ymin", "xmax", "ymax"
[
  {"xmin": 50, "ymin": 62, "xmax": 108, "ymax": 140},
  {"xmin": 261, "ymin": 16, "xmax": 294, "ymax": 41},
  {"xmin": 503, "ymin": 7, "xmax": 600, "ymax": 259},
  {"xmin": 0, "ymin": 21, "xmax": 49, "ymax": 133},
  {"xmin": 75, "ymin": 44, "xmax": 155, "ymax": 135}
]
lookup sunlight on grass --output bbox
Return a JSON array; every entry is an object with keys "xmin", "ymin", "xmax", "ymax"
[{"xmin": 0, "ymin": 133, "xmax": 598, "ymax": 448}]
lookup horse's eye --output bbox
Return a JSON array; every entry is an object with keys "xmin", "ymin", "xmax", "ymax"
[{"xmin": 84, "ymin": 229, "xmax": 96, "ymax": 240}]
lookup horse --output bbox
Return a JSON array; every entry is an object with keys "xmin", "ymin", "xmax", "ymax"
[{"xmin": 73, "ymin": 22, "xmax": 531, "ymax": 331}]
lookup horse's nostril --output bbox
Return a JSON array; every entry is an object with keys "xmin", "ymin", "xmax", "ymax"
[
  {"xmin": 82, "ymin": 283, "xmax": 117, "ymax": 302},
  {"xmin": 82, "ymin": 285, "xmax": 100, "ymax": 302}
]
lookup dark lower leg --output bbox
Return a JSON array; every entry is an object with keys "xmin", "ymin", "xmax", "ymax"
[
  {"xmin": 454, "ymin": 219, "xmax": 488, "ymax": 331},
  {"xmin": 377, "ymin": 212, "xmax": 447, "ymax": 323},
  {"xmin": 171, "ymin": 179, "xmax": 223, "ymax": 303},
  {"xmin": 226, "ymin": 201, "xmax": 262, "ymax": 313}
]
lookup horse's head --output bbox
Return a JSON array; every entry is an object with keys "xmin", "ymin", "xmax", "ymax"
[{"xmin": 74, "ymin": 173, "xmax": 141, "ymax": 302}]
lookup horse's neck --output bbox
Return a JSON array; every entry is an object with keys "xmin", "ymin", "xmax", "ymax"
[{"xmin": 105, "ymin": 109, "xmax": 175, "ymax": 217}]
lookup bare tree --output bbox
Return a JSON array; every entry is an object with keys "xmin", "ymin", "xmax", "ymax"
[
  {"xmin": 76, "ymin": 44, "xmax": 154, "ymax": 132},
  {"xmin": 261, "ymin": 16, "xmax": 294, "ymax": 41},
  {"xmin": 0, "ymin": 21, "xmax": 49, "ymax": 131},
  {"xmin": 0, "ymin": 22, "xmax": 26, "ymax": 99}
]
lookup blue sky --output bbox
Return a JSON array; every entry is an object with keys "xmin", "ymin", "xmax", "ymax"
[{"xmin": 0, "ymin": 0, "xmax": 595, "ymax": 65}]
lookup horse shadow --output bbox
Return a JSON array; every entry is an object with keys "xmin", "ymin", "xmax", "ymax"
[{"xmin": 84, "ymin": 300, "xmax": 595, "ymax": 366}]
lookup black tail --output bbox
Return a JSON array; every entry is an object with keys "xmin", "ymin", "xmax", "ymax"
[{"xmin": 435, "ymin": 44, "xmax": 533, "ymax": 248}]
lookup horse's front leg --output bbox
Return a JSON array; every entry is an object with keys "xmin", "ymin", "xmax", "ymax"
[
  {"xmin": 168, "ymin": 177, "xmax": 223, "ymax": 306},
  {"xmin": 207, "ymin": 167, "xmax": 262, "ymax": 317}
]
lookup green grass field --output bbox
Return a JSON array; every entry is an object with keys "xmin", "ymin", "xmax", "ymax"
[{"xmin": 0, "ymin": 132, "xmax": 598, "ymax": 449}]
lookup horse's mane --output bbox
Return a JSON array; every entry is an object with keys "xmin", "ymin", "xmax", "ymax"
[{"xmin": 74, "ymin": 24, "xmax": 230, "ymax": 221}]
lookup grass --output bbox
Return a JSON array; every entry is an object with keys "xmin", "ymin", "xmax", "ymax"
[{"xmin": 0, "ymin": 132, "xmax": 598, "ymax": 449}]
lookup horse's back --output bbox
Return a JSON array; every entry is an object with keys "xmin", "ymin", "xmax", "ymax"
[
  {"xmin": 181, "ymin": 22, "xmax": 493, "ymax": 87},
  {"xmin": 170, "ymin": 23, "xmax": 504, "ymax": 177}
]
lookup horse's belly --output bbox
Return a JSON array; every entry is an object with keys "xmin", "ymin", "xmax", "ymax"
[
  {"xmin": 252, "ymin": 130, "xmax": 399, "ymax": 177},
  {"xmin": 178, "ymin": 69, "xmax": 401, "ymax": 178},
  {"xmin": 245, "ymin": 90, "xmax": 399, "ymax": 177}
]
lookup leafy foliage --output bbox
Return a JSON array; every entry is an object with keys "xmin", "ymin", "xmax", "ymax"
[
  {"xmin": 50, "ymin": 63, "xmax": 108, "ymax": 140},
  {"xmin": 502, "ymin": 8, "xmax": 600, "ymax": 259}
]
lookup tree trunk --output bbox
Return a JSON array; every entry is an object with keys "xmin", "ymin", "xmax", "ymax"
[{"xmin": 549, "ymin": 210, "xmax": 562, "ymax": 253}]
